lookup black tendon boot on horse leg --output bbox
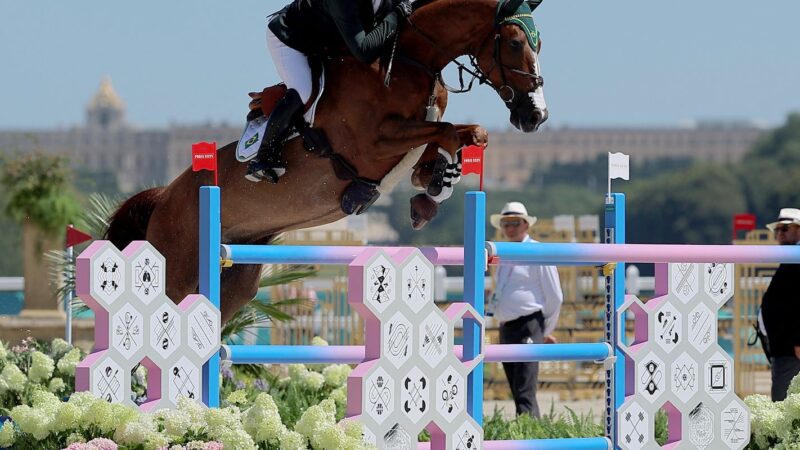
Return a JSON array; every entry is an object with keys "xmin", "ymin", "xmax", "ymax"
[{"xmin": 246, "ymin": 88, "xmax": 305, "ymax": 183}]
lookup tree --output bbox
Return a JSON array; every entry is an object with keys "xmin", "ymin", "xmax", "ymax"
[
  {"xmin": 739, "ymin": 113, "xmax": 800, "ymax": 224},
  {"xmin": 626, "ymin": 164, "xmax": 746, "ymax": 244},
  {"xmin": 0, "ymin": 153, "xmax": 80, "ymax": 313}
]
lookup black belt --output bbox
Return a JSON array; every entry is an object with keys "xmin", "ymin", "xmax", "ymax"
[{"xmin": 505, "ymin": 310, "xmax": 544, "ymax": 325}]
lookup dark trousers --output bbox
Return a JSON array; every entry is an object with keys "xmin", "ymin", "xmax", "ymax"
[
  {"xmin": 500, "ymin": 311, "xmax": 545, "ymax": 417},
  {"xmin": 772, "ymin": 356, "xmax": 800, "ymax": 401}
]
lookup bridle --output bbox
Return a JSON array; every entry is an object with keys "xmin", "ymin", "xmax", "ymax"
[{"xmin": 397, "ymin": 12, "xmax": 544, "ymax": 107}]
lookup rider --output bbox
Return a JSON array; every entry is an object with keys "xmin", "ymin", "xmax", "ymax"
[{"xmin": 246, "ymin": 0, "xmax": 414, "ymax": 183}]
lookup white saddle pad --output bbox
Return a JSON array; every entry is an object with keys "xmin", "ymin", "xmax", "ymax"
[{"xmin": 236, "ymin": 71, "xmax": 326, "ymax": 162}]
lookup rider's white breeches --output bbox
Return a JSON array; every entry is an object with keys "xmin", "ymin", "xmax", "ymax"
[{"xmin": 267, "ymin": 28, "xmax": 313, "ymax": 104}]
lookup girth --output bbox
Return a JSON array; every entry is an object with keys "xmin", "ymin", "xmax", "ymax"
[{"xmin": 300, "ymin": 127, "xmax": 381, "ymax": 216}]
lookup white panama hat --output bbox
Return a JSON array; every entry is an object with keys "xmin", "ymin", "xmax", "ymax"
[
  {"xmin": 490, "ymin": 201, "xmax": 538, "ymax": 229},
  {"xmin": 766, "ymin": 208, "xmax": 800, "ymax": 231}
]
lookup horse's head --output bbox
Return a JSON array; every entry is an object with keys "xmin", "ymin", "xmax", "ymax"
[{"xmin": 475, "ymin": 0, "xmax": 548, "ymax": 132}]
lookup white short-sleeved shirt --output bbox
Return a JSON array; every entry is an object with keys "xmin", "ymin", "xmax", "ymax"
[{"xmin": 492, "ymin": 235, "xmax": 564, "ymax": 336}]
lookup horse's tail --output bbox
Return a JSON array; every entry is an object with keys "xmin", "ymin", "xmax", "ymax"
[{"xmin": 104, "ymin": 187, "xmax": 165, "ymax": 250}]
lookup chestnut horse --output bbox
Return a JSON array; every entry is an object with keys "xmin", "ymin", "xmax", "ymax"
[{"xmin": 105, "ymin": 0, "xmax": 548, "ymax": 322}]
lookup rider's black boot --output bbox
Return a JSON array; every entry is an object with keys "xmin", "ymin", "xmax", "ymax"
[{"xmin": 245, "ymin": 88, "xmax": 305, "ymax": 183}]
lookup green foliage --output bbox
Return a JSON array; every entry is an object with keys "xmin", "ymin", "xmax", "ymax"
[
  {"xmin": 626, "ymin": 164, "xmax": 747, "ymax": 244},
  {"xmin": 483, "ymin": 406, "xmax": 603, "ymax": 440},
  {"xmin": 0, "ymin": 337, "xmax": 87, "ymax": 416},
  {"xmin": 0, "ymin": 152, "xmax": 80, "ymax": 236},
  {"xmin": 0, "ymin": 193, "xmax": 22, "ymax": 276},
  {"xmin": 533, "ymin": 154, "xmax": 695, "ymax": 190},
  {"xmin": 738, "ymin": 113, "xmax": 800, "ymax": 225},
  {"xmin": 382, "ymin": 184, "xmax": 600, "ymax": 247}
]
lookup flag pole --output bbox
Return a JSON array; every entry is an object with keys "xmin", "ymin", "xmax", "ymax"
[
  {"xmin": 607, "ymin": 158, "xmax": 612, "ymax": 202},
  {"xmin": 480, "ymin": 161, "xmax": 484, "ymax": 192}
]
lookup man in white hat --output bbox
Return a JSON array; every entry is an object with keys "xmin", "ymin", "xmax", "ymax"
[
  {"xmin": 489, "ymin": 201, "xmax": 563, "ymax": 417},
  {"xmin": 760, "ymin": 207, "xmax": 800, "ymax": 401}
]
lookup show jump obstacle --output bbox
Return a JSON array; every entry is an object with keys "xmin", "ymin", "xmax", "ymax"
[{"xmin": 73, "ymin": 187, "xmax": 791, "ymax": 449}]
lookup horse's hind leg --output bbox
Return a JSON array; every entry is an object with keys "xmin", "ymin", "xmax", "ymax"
[{"xmin": 219, "ymin": 264, "xmax": 263, "ymax": 324}]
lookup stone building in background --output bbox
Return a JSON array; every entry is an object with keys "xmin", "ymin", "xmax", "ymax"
[
  {"xmin": 0, "ymin": 78, "xmax": 768, "ymax": 193},
  {"xmin": 0, "ymin": 78, "xmax": 240, "ymax": 193}
]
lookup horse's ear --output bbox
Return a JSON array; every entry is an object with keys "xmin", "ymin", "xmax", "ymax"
[
  {"xmin": 497, "ymin": 0, "xmax": 525, "ymax": 22},
  {"xmin": 527, "ymin": 0, "xmax": 543, "ymax": 11}
]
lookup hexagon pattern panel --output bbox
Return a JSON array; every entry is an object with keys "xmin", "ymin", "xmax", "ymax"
[
  {"xmin": 75, "ymin": 241, "xmax": 220, "ymax": 411},
  {"xmin": 618, "ymin": 263, "xmax": 750, "ymax": 450},
  {"xmin": 347, "ymin": 248, "xmax": 484, "ymax": 450}
]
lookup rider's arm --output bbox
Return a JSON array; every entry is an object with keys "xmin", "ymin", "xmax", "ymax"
[{"xmin": 328, "ymin": 0, "xmax": 400, "ymax": 63}]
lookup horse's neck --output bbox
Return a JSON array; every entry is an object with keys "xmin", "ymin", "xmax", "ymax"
[{"xmin": 401, "ymin": 0, "xmax": 497, "ymax": 72}]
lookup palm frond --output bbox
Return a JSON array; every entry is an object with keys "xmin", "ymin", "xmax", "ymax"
[
  {"xmin": 46, "ymin": 192, "xmax": 124, "ymax": 306},
  {"xmin": 249, "ymin": 298, "xmax": 311, "ymax": 322},
  {"xmin": 222, "ymin": 298, "xmax": 311, "ymax": 342},
  {"xmin": 82, "ymin": 193, "xmax": 122, "ymax": 237},
  {"xmin": 259, "ymin": 265, "xmax": 317, "ymax": 288}
]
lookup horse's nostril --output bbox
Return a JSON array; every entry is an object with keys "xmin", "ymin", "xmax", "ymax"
[{"xmin": 539, "ymin": 109, "xmax": 549, "ymax": 124}]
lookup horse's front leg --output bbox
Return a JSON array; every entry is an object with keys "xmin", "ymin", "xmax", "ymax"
[
  {"xmin": 377, "ymin": 120, "xmax": 488, "ymax": 229},
  {"xmin": 411, "ymin": 124, "xmax": 489, "ymax": 189}
]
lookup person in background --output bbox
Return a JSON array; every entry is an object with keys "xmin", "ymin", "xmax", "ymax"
[
  {"xmin": 760, "ymin": 208, "xmax": 800, "ymax": 401},
  {"xmin": 489, "ymin": 201, "xmax": 563, "ymax": 417}
]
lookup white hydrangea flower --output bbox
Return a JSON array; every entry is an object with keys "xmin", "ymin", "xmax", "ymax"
[
  {"xmin": 278, "ymin": 428, "xmax": 307, "ymax": 450},
  {"xmin": 114, "ymin": 415, "xmax": 158, "ymax": 446},
  {"xmin": 53, "ymin": 402, "xmax": 82, "ymax": 432},
  {"xmin": 339, "ymin": 417, "xmax": 364, "ymax": 440},
  {"xmin": 242, "ymin": 393, "xmax": 284, "ymax": 445},
  {"xmin": 57, "ymin": 348, "xmax": 83, "ymax": 376},
  {"xmin": 746, "ymin": 393, "xmax": 783, "ymax": 449},
  {"xmin": 48, "ymin": 377, "xmax": 66, "ymax": 393},
  {"xmin": 311, "ymin": 336, "xmax": 329, "ymax": 346},
  {"xmin": 11, "ymin": 404, "xmax": 52, "ymax": 440},
  {"xmin": 300, "ymin": 371, "xmax": 325, "ymax": 391},
  {"xmin": 322, "ymin": 364, "xmax": 352, "ymax": 387},
  {"xmin": 158, "ymin": 409, "xmax": 192, "ymax": 439},
  {"xmin": 226, "ymin": 389, "xmax": 248, "ymax": 405},
  {"xmin": 0, "ymin": 420, "xmax": 15, "ymax": 448},
  {"xmin": 0, "ymin": 364, "xmax": 27, "ymax": 392},
  {"xmin": 176, "ymin": 395, "xmax": 208, "ymax": 434},
  {"xmin": 288, "ymin": 364, "xmax": 308, "ymax": 381},
  {"xmin": 295, "ymin": 400, "xmax": 337, "ymax": 448},
  {"xmin": 316, "ymin": 424, "xmax": 345, "ymax": 449},
  {"xmin": 50, "ymin": 338, "xmax": 72, "ymax": 357}
]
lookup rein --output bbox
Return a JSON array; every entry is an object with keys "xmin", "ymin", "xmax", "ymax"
[{"xmin": 395, "ymin": 13, "xmax": 543, "ymax": 105}]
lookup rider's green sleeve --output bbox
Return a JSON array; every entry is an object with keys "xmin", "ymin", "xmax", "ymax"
[{"xmin": 328, "ymin": 0, "xmax": 399, "ymax": 63}]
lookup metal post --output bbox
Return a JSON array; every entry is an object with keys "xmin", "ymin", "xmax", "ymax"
[
  {"xmin": 199, "ymin": 186, "xmax": 221, "ymax": 407},
  {"xmin": 65, "ymin": 245, "xmax": 74, "ymax": 344},
  {"xmin": 464, "ymin": 191, "xmax": 485, "ymax": 425},
  {"xmin": 605, "ymin": 193, "xmax": 626, "ymax": 448}
]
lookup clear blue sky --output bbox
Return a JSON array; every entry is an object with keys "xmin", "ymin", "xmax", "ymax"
[{"xmin": 1, "ymin": 0, "xmax": 799, "ymax": 131}]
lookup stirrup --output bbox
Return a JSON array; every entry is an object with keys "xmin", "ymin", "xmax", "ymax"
[{"xmin": 245, "ymin": 159, "xmax": 286, "ymax": 184}]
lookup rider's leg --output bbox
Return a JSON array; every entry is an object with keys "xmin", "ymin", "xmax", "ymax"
[{"xmin": 246, "ymin": 29, "xmax": 313, "ymax": 183}]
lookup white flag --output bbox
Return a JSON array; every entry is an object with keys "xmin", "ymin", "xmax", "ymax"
[{"xmin": 608, "ymin": 152, "xmax": 630, "ymax": 181}]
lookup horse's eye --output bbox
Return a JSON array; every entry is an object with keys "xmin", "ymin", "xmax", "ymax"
[{"xmin": 509, "ymin": 39, "xmax": 524, "ymax": 51}]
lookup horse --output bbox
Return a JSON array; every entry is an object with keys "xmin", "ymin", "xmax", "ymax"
[{"xmin": 105, "ymin": 0, "xmax": 548, "ymax": 323}]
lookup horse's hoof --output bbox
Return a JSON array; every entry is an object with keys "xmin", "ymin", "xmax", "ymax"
[
  {"xmin": 410, "ymin": 194, "xmax": 438, "ymax": 230},
  {"xmin": 411, "ymin": 162, "xmax": 435, "ymax": 191}
]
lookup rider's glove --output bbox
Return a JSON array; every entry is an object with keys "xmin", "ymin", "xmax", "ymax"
[{"xmin": 395, "ymin": 1, "xmax": 413, "ymax": 19}]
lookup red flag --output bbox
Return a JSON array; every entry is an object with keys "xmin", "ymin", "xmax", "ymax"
[
  {"xmin": 732, "ymin": 213, "xmax": 757, "ymax": 241},
  {"xmin": 461, "ymin": 145, "xmax": 484, "ymax": 175},
  {"xmin": 65, "ymin": 226, "xmax": 92, "ymax": 248},
  {"xmin": 192, "ymin": 142, "xmax": 218, "ymax": 185},
  {"xmin": 461, "ymin": 145, "xmax": 485, "ymax": 190}
]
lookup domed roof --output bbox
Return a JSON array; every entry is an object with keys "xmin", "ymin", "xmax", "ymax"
[{"xmin": 88, "ymin": 76, "xmax": 125, "ymax": 111}]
